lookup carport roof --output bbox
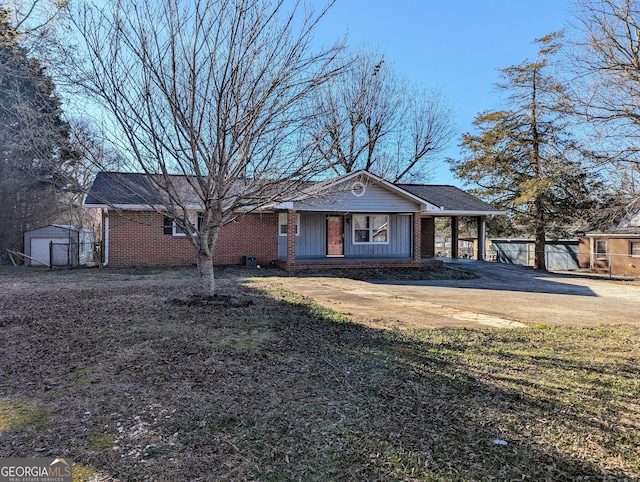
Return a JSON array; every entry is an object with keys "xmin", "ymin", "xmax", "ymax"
[{"xmin": 397, "ymin": 184, "xmax": 504, "ymax": 215}]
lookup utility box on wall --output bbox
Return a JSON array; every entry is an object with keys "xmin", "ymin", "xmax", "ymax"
[{"xmin": 244, "ymin": 256, "xmax": 257, "ymax": 267}]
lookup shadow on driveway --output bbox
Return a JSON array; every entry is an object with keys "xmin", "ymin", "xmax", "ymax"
[{"xmin": 370, "ymin": 259, "xmax": 598, "ymax": 297}]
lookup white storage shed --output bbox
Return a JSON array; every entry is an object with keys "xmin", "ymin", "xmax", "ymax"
[{"xmin": 23, "ymin": 225, "xmax": 95, "ymax": 267}]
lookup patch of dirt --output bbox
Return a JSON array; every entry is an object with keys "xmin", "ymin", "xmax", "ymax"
[{"xmin": 165, "ymin": 293, "xmax": 254, "ymax": 307}]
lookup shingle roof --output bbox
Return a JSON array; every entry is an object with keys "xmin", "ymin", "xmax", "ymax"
[
  {"xmin": 85, "ymin": 171, "xmax": 503, "ymax": 216},
  {"xmin": 84, "ymin": 172, "xmax": 163, "ymax": 206},
  {"xmin": 84, "ymin": 172, "xmax": 204, "ymax": 207},
  {"xmin": 397, "ymin": 184, "xmax": 501, "ymax": 213}
]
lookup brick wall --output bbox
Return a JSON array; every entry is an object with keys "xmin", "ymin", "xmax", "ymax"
[
  {"xmin": 276, "ymin": 258, "xmax": 443, "ymax": 272},
  {"xmin": 412, "ymin": 212, "xmax": 422, "ymax": 262},
  {"xmin": 106, "ymin": 210, "xmax": 278, "ymax": 267},
  {"xmin": 579, "ymin": 236, "xmax": 640, "ymax": 276},
  {"xmin": 578, "ymin": 237, "xmax": 591, "ymax": 269}
]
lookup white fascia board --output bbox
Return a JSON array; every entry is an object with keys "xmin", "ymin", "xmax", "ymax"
[
  {"xmin": 269, "ymin": 202, "xmax": 294, "ymax": 210},
  {"xmin": 425, "ymin": 210, "xmax": 506, "ymax": 216},
  {"xmin": 82, "ymin": 202, "xmax": 109, "ymax": 209},
  {"xmin": 292, "ymin": 170, "xmax": 366, "ymax": 201},
  {"xmin": 89, "ymin": 203, "xmax": 205, "ymax": 211},
  {"xmin": 585, "ymin": 232, "xmax": 640, "ymax": 238},
  {"xmin": 371, "ymin": 177, "xmax": 441, "ymax": 209}
]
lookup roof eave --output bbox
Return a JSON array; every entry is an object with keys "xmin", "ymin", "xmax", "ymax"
[
  {"xmin": 424, "ymin": 210, "xmax": 506, "ymax": 216},
  {"xmin": 585, "ymin": 232, "xmax": 640, "ymax": 238}
]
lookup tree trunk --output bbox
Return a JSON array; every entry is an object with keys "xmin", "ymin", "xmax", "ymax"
[
  {"xmin": 196, "ymin": 250, "xmax": 215, "ymax": 296},
  {"xmin": 534, "ymin": 227, "xmax": 546, "ymax": 271}
]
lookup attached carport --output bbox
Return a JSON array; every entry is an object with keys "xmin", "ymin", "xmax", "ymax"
[{"xmin": 398, "ymin": 184, "xmax": 505, "ymax": 260}]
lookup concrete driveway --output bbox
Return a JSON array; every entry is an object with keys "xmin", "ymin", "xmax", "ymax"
[{"xmin": 255, "ymin": 260, "xmax": 640, "ymax": 329}]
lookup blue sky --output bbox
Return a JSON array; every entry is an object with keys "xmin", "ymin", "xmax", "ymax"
[{"xmin": 314, "ymin": 0, "xmax": 573, "ymax": 186}]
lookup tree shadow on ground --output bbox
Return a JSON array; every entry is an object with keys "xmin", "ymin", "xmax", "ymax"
[{"xmin": 0, "ymin": 268, "xmax": 637, "ymax": 481}]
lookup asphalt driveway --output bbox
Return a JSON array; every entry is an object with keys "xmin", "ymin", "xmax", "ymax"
[{"xmin": 255, "ymin": 260, "xmax": 640, "ymax": 329}]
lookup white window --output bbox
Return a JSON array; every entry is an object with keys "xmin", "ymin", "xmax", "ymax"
[
  {"xmin": 353, "ymin": 214, "xmax": 389, "ymax": 244},
  {"xmin": 173, "ymin": 212, "xmax": 199, "ymax": 237},
  {"xmin": 278, "ymin": 213, "xmax": 300, "ymax": 236},
  {"xmin": 595, "ymin": 240, "xmax": 607, "ymax": 260},
  {"xmin": 630, "ymin": 241, "xmax": 640, "ymax": 257}
]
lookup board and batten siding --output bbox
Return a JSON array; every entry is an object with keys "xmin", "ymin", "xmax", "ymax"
[
  {"xmin": 278, "ymin": 213, "xmax": 412, "ymax": 259},
  {"xmin": 295, "ymin": 182, "xmax": 421, "ymax": 213},
  {"xmin": 345, "ymin": 214, "xmax": 411, "ymax": 258}
]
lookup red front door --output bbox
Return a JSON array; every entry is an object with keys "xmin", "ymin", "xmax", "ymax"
[{"xmin": 327, "ymin": 216, "xmax": 344, "ymax": 257}]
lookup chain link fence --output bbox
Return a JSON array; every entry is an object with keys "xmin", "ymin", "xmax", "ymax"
[{"xmin": 583, "ymin": 252, "xmax": 640, "ymax": 278}]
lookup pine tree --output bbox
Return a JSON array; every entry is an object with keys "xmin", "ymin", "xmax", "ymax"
[
  {"xmin": 448, "ymin": 33, "xmax": 596, "ymax": 270},
  {"xmin": 0, "ymin": 7, "xmax": 73, "ymax": 258}
]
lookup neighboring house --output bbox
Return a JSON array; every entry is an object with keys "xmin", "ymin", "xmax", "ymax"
[
  {"xmin": 83, "ymin": 170, "xmax": 503, "ymax": 269},
  {"xmin": 23, "ymin": 225, "xmax": 95, "ymax": 267},
  {"xmin": 579, "ymin": 208, "xmax": 640, "ymax": 276},
  {"xmin": 490, "ymin": 238, "xmax": 580, "ymax": 270}
]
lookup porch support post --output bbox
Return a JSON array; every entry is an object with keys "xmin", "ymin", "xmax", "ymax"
[
  {"xmin": 451, "ymin": 216, "xmax": 459, "ymax": 259},
  {"xmin": 476, "ymin": 216, "xmax": 486, "ymax": 260},
  {"xmin": 413, "ymin": 211, "xmax": 422, "ymax": 263},
  {"xmin": 286, "ymin": 209, "xmax": 296, "ymax": 268}
]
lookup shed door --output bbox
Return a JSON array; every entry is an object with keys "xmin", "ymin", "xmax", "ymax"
[{"xmin": 30, "ymin": 238, "xmax": 67, "ymax": 267}]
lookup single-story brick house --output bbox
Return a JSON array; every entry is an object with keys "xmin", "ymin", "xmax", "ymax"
[
  {"xmin": 579, "ymin": 207, "xmax": 640, "ymax": 276},
  {"xmin": 83, "ymin": 170, "xmax": 503, "ymax": 269}
]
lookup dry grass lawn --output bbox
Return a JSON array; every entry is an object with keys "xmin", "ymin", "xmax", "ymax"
[{"xmin": 0, "ymin": 266, "xmax": 638, "ymax": 481}]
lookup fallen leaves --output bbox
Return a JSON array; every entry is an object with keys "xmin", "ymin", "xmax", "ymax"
[{"xmin": 0, "ymin": 266, "xmax": 638, "ymax": 481}]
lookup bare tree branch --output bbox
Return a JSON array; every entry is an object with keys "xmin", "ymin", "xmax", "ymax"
[
  {"xmin": 71, "ymin": 0, "xmax": 345, "ymax": 295},
  {"xmin": 310, "ymin": 46, "xmax": 455, "ymax": 183}
]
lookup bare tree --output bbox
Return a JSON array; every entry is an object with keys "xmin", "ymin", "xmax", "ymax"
[
  {"xmin": 71, "ymin": 0, "xmax": 344, "ymax": 295},
  {"xmin": 5, "ymin": 0, "xmax": 68, "ymax": 34},
  {"xmin": 52, "ymin": 120, "xmax": 120, "ymax": 231},
  {"xmin": 571, "ymin": 0, "xmax": 640, "ymax": 163},
  {"xmin": 566, "ymin": 0, "xmax": 640, "ymax": 228},
  {"xmin": 311, "ymin": 46, "xmax": 455, "ymax": 182},
  {"xmin": 4, "ymin": 0, "xmax": 70, "ymax": 66}
]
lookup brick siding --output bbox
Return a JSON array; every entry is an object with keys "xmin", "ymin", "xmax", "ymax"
[
  {"xmin": 105, "ymin": 210, "xmax": 278, "ymax": 267},
  {"xmin": 579, "ymin": 236, "xmax": 640, "ymax": 276},
  {"xmin": 412, "ymin": 212, "xmax": 422, "ymax": 262}
]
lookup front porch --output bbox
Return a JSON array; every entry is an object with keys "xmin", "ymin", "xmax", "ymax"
[
  {"xmin": 276, "ymin": 209, "xmax": 489, "ymax": 271},
  {"xmin": 271, "ymin": 172, "xmax": 503, "ymax": 272}
]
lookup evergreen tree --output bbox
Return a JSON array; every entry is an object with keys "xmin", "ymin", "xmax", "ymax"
[
  {"xmin": 448, "ymin": 33, "xmax": 596, "ymax": 270},
  {"xmin": 0, "ymin": 7, "xmax": 73, "ymax": 259}
]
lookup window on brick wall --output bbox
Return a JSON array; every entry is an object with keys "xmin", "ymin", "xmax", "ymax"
[
  {"xmin": 278, "ymin": 212, "xmax": 300, "ymax": 236},
  {"xmin": 595, "ymin": 239, "xmax": 607, "ymax": 260},
  {"xmin": 630, "ymin": 241, "xmax": 640, "ymax": 257},
  {"xmin": 163, "ymin": 212, "xmax": 200, "ymax": 236}
]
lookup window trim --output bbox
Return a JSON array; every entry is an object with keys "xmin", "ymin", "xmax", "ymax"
[
  {"xmin": 595, "ymin": 239, "xmax": 607, "ymax": 260},
  {"xmin": 352, "ymin": 214, "xmax": 390, "ymax": 245},
  {"xmin": 630, "ymin": 240, "xmax": 640, "ymax": 258},
  {"xmin": 170, "ymin": 212, "xmax": 199, "ymax": 237},
  {"xmin": 278, "ymin": 212, "xmax": 300, "ymax": 236}
]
